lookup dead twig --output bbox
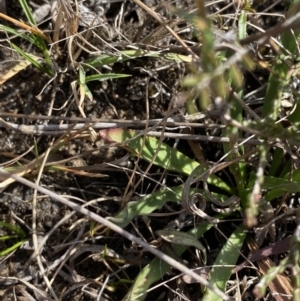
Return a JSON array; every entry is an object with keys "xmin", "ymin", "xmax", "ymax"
[{"xmin": 0, "ymin": 118, "xmax": 267, "ymax": 145}]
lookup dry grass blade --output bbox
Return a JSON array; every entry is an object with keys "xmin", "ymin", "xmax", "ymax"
[
  {"xmin": 0, "ymin": 12, "xmax": 50, "ymax": 42},
  {"xmin": 247, "ymin": 238, "xmax": 293, "ymax": 301},
  {"xmin": 0, "ymin": 60, "xmax": 31, "ymax": 85}
]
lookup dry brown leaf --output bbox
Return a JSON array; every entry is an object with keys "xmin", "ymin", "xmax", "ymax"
[
  {"xmin": 0, "ymin": 60, "xmax": 31, "ymax": 85},
  {"xmin": 256, "ymin": 258, "xmax": 292, "ymax": 301},
  {"xmin": 247, "ymin": 238, "xmax": 292, "ymax": 301}
]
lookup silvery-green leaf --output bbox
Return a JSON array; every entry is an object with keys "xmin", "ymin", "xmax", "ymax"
[{"xmin": 157, "ymin": 230, "xmax": 207, "ymax": 264}]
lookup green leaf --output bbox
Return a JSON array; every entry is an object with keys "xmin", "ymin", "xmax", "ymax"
[
  {"xmin": 202, "ymin": 225, "xmax": 246, "ymax": 301},
  {"xmin": 111, "ymin": 185, "xmax": 233, "ymax": 228},
  {"xmin": 85, "ymin": 73, "xmax": 131, "ymax": 82},
  {"xmin": 262, "ymin": 0, "xmax": 300, "ymax": 120},
  {"xmin": 122, "ymin": 222, "xmax": 213, "ymax": 301},
  {"xmin": 0, "ymin": 240, "xmax": 27, "ymax": 256},
  {"xmin": 268, "ymin": 148, "xmax": 284, "ymax": 177},
  {"xmin": 0, "ymin": 221, "xmax": 27, "ymax": 236},
  {"xmin": 100, "ymin": 128, "xmax": 198, "ymax": 175},
  {"xmin": 19, "ymin": 0, "xmax": 37, "ymax": 26},
  {"xmin": 78, "ymin": 66, "xmax": 93, "ymax": 101},
  {"xmin": 0, "ymin": 235, "xmax": 23, "ymax": 241},
  {"xmin": 100, "ymin": 128, "xmax": 232, "ymax": 193},
  {"xmin": 0, "ymin": 24, "xmax": 36, "ymax": 44},
  {"xmin": 83, "ymin": 50, "xmax": 191, "ymax": 69},
  {"xmin": 18, "ymin": 0, "xmax": 51, "ymax": 71},
  {"xmin": 9, "ymin": 42, "xmax": 51, "ymax": 75},
  {"xmin": 262, "ymin": 176, "xmax": 300, "ymax": 192},
  {"xmin": 238, "ymin": 9, "xmax": 247, "ymax": 40},
  {"xmin": 157, "ymin": 229, "xmax": 207, "ymax": 264},
  {"xmin": 0, "ymin": 221, "xmax": 28, "ymax": 257},
  {"xmin": 244, "ymin": 174, "xmax": 300, "ymax": 201},
  {"xmin": 280, "ymin": 0, "xmax": 300, "ymax": 55},
  {"xmin": 112, "ymin": 186, "xmax": 191, "ymax": 228}
]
